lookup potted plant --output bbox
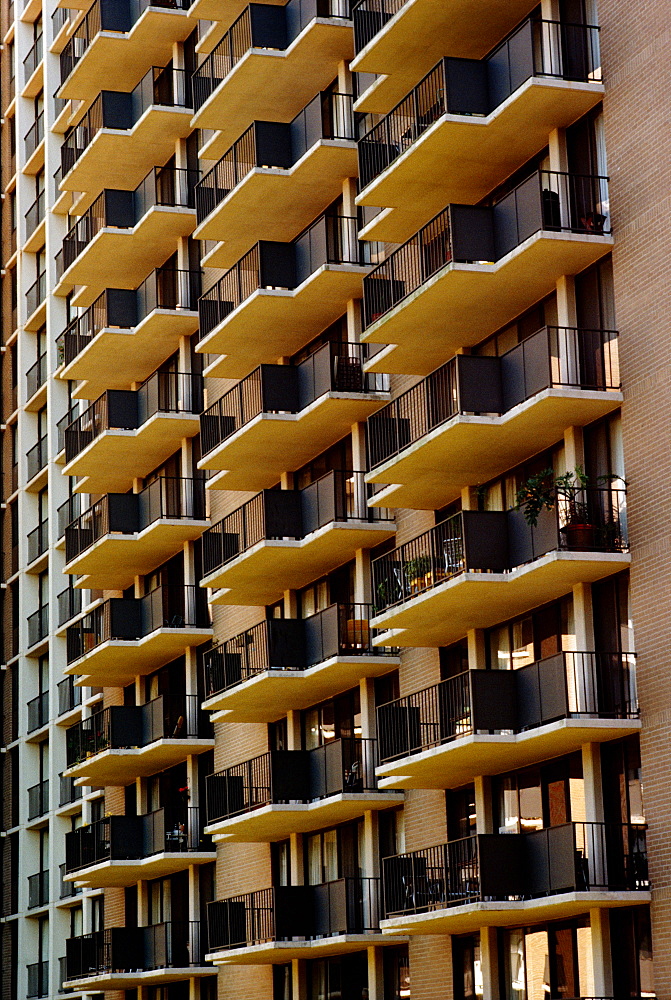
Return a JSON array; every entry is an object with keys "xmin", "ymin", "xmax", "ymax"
[
  {"xmin": 516, "ymin": 466, "xmax": 620, "ymax": 550},
  {"xmin": 404, "ymin": 554, "xmax": 433, "ymax": 592}
]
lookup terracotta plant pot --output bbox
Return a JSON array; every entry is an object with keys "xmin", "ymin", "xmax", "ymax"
[{"xmin": 561, "ymin": 523, "xmax": 596, "ymax": 550}]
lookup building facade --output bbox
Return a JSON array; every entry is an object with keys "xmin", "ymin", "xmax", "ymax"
[{"xmin": 0, "ymin": 1, "xmax": 666, "ymax": 999}]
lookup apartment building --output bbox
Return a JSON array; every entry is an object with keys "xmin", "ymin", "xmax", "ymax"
[{"xmin": 0, "ymin": 0, "xmax": 666, "ymax": 998}]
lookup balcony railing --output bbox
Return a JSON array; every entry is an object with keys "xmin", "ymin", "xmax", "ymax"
[
  {"xmin": 203, "ymin": 471, "xmax": 391, "ymax": 578},
  {"xmin": 358, "ymin": 18, "xmax": 602, "ymax": 187},
  {"xmin": 204, "ymin": 603, "xmax": 396, "ymax": 698},
  {"xmin": 66, "ymin": 585, "xmax": 210, "ymax": 663},
  {"xmin": 352, "ymin": 0, "xmax": 406, "ymax": 53},
  {"xmin": 199, "ymin": 213, "xmax": 370, "ymax": 338},
  {"xmin": 27, "ymin": 961, "xmax": 49, "ymax": 999},
  {"xmin": 26, "ymin": 270, "xmax": 46, "ymax": 319},
  {"xmin": 28, "ymin": 779, "xmax": 49, "ymax": 820},
  {"xmin": 57, "ymin": 585, "xmax": 83, "ymax": 627},
  {"xmin": 26, "ymin": 351, "xmax": 47, "ymax": 400},
  {"xmin": 61, "ymin": 65, "xmax": 193, "ymax": 176},
  {"xmin": 377, "ymin": 652, "xmax": 638, "ymax": 763},
  {"xmin": 367, "ymin": 326, "xmax": 620, "ymax": 468},
  {"xmin": 60, "ymin": 863, "xmax": 81, "ymax": 899},
  {"xmin": 201, "ymin": 341, "xmax": 387, "ymax": 456},
  {"xmin": 383, "ymin": 823, "xmax": 649, "ymax": 917},
  {"xmin": 28, "ymin": 604, "xmax": 49, "ymax": 647},
  {"xmin": 196, "ymin": 91, "xmax": 355, "ymax": 222},
  {"xmin": 52, "ymin": 5, "xmax": 68, "ymax": 37},
  {"xmin": 28, "ymin": 872, "xmax": 49, "ymax": 909},
  {"xmin": 57, "ymin": 405, "xmax": 79, "ymax": 451},
  {"xmin": 57, "ymin": 495, "xmax": 82, "ymax": 540},
  {"xmin": 65, "ymin": 476, "xmax": 206, "ymax": 563},
  {"xmin": 23, "ymin": 35, "xmax": 42, "ymax": 82},
  {"xmin": 25, "ymin": 189, "xmax": 45, "ymax": 238},
  {"xmin": 56, "ymin": 166, "xmax": 197, "ymax": 278},
  {"xmin": 373, "ymin": 489, "xmax": 627, "ymax": 613},
  {"xmin": 25, "ymin": 110, "xmax": 44, "ymax": 158},
  {"xmin": 65, "ymin": 806, "xmax": 210, "ymax": 873},
  {"xmin": 27, "ymin": 519, "xmax": 48, "ymax": 564},
  {"xmin": 65, "ymin": 921, "xmax": 205, "ymax": 980},
  {"xmin": 27, "ymin": 434, "xmax": 48, "ymax": 481},
  {"xmin": 59, "ymin": 269, "xmax": 201, "ymax": 366},
  {"xmin": 208, "ymin": 878, "xmax": 382, "ymax": 951},
  {"xmin": 59, "ymin": 775, "xmax": 83, "ymax": 808},
  {"xmin": 363, "ymin": 170, "xmax": 610, "ymax": 327},
  {"xmin": 27, "ymin": 691, "xmax": 49, "ymax": 733},
  {"xmin": 66, "ymin": 694, "xmax": 209, "ymax": 767},
  {"xmin": 58, "ymin": 676, "xmax": 83, "ymax": 716}
]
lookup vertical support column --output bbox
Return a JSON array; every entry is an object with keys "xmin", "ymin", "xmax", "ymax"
[
  {"xmin": 556, "ymin": 274, "xmax": 578, "ymax": 383},
  {"xmin": 480, "ymin": 926, "xmax": 500, "ymax": 1000},
  {"xmin": 590, "ymin": 908, "xmax": 613, "ymax": 998},
  {"xmin": 467, "ymin": 629, "xmax": 486, "ymax": 671},
  {"xmin": 563, "ymin": 425, "xmax": 585, "ymax": 473},
  {"xmin": 474, "ymin": 776, "xmax": 493, "ymax": 835},
  {"xmin": 367, "ymin": 945, "xmax": 384, "ymax": 1000}
]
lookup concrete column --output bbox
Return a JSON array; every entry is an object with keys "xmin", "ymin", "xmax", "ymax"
[
  {"xmin": 480, "ymin": 925, "xmax": 500, "ymax": 1000},
  {"xmin": 286, "ymin": 709, "xmax": 302, "ymax": 750},
  {"xmin": 590, "ymin": 908, "xmax": 613, "ymax": 998},
  {"xmin": 467, "ymin": 629, "xmax": 487, "ymax": 670},
  {"xmin": 363, "ymin": 810, "xmax": 380, "ymax": 878},
  {"xmin": 367, "ymin": 945, "xmax": 385, "ymax": 1000},
  {"xmin": 582, "ymin": 741, "xmax": 604, "ymax": 823},
  {"xmin": 474, "ymin": 776, "xmax": 493, "ymax": 835},
  {"xmin": 361, "ymin": 675, "xmax": 377, "ymax": 742},
  {"xmin": 355, "ymin": 548, "xmax": 372, "ymax": 605},
  {"xmin": 293, "ymin": 959, "xmax": 308, "ymax": 1000},
  {"xmin": 563, "ymin": 425, "xmax": 585, "ymax": 472}
]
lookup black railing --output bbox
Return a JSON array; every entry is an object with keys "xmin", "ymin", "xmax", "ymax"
[
  {"xmin": 60, "ymin": 863, "xmax": 81, "ymax": 898},
  {"xmin": 353, "ymin": 0, "xmax": 406, "ymax": 52},
  {"xmin": 23, "ymin": 34, "xmax": 42, "ymax": 82},
  {"xmin": 66, "ymin": 586, "xmax": 210, "ymax": 663},
  {"xmin": 27, "ymin": 691, "xmax": 49, "ymax": 733},
  {"xmin": 27, "ymin": 434, "xmax": 48, "ymax": 481},
  {"xmin": 52, "ymin": 5, "xmax": 68, "ymax": 37},
  {"xmin": 26, "ymin": 270, "xmax": 46, "ymax": 318},
  {"xmin": 359, "ymin": 19, "xmax": 601, "ymax": 187},
  {"xmin": 203, "ymin": 471, "xmax": 390, "ymax": 577},
  {"xmin": 383, "ymin": 823, "xmax": 649, "ymax": 917},
  {"xmin": 25, "ymin": 110, "xmax": 44, "ymax": 158},
  {"xmin": 25, "ymin": 189, "xmax": 45, "ymax": 238},
  {"xmin": 26, "ymin": 351, "xmax": 47, "ymax": 399},
  {"xmin": 372, "ymin": 489, "xmax": 627, "ymax": 613},
  {"xmin": 367, "ymin": 326, "xmax": 620, "ymax": 467},
  {"xmin": 28, "ymin": 779, "xmax": 49, "ymax": 820},
  {"xmin": 60, "ymin": 775, "xmax": 83, "ymax": 808},
  {"xmin": 377, "ymin": 652, "xmax": 638, "ymax": 764},
  {"xmin": 66, "ymin": 694, "xmax": 208, "ymax": 767},
  {"xmin": 65, "ymin": 921, "xmax": 205, "ymax": 979},
  {"xmin": 58, "ymin": 676, "xmax": 83, "ymax": 715},
  {"xmin": 28, "ymin": 605, "xmax": 49, "ymax": 647},
  {"xmin": 57, "ymin": 495, "xmax": 82, "ymax": 540},
  {"xmin": 27, "ymin": 519, "xmax": 48, "ymax": 564},
  {"xmin": 58, "ymin": 586, "xmax": 83, "ymax": 627},
  {"xmin": 28, "ymin": 872, "xmax": 49, "ymax": 909},
  {"xmin": 27, "ymin": 961, "xmax": 49, "ymax": 998}
]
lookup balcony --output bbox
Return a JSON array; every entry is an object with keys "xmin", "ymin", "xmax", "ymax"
[
  {"xmin": 25, "ymin": 189, "xmax": 46, "ymax": 248},
  {"xmin": 27, "ymin": 520, "xmax": 48, "ymax": 566},
  {"xmin": 57, "ymin": 586, "xmax": 83, "ymax": 630},
  {"xmin": 64, "ymin": 808, "xmax": 214, "ymax": 887},
  {"xmin": 64, "ymin": 694, "xmax": 213, "ymax": 785},
  {"xmin": 58, "ymin": 676, "xmax": 83, "ymax": 716},
  {"xmin": 63, "ymin": 373, "xmax": 203, "ymax": 494},
  {"xmin": 28, "ymin": 605, "xmax": 49, "ymax": 648},
  {"xmin": 64, "ymin": 922, "xmax": 214, "ymax": 989},
  {"xmin": 351, "ymin": 0, "xmax": 538, "ymax": 114},
  {"xmin": 59, "ymin": 777, "xmax": 83, "ymax": 811},
  {"xmin": 59, "ymin": 270, "xmax": 200, "ymax": 398},
  {"xmin": 381, "ymin": 824, "xmax": 650, "ymax": 936},
  {"xmin": 201, "ymin": 472, "xmax": 394, "ymax": 605},
  {"xmin": 59, "ymin": 0, "xmax": 193, "ymax": 101},
  {"xmin": 371, "ymin": 491, "xmax": 629, "ymax": 648},
  {"xmin": 64, "ymin": 479, "xmax": 207, "ymax": 590},
  {"xmin": 65, "ymin": 586, "xmax": 212, "ymax": 686},
  {"xmin": 195, "ymin": 92, "xmax": 357, "ymax": 266},
  {"xmin": 357, "ymin": 19, "xmax": 603, "ymax": 242},
  {"xmin": 28, "ymin": 871, "xmax": 49, "ymax": 909},
  {"xmin": 207, "ymin": 878, "xmax": 396, "ymax": 964},
  {"xmin": 23, "ymin": 35, "xmax": 43, "ymax": 94},
  {"xmin": 27, "ymin": 434, "xmax": 48, "ymax": 486},
  {"xmin": 191, "ymin": 1, "xmax": 353, "ymax": 149},
  {"xmin": 26, "ymin": 350, "xmax": 47, "ymax": 406},
  {"xmin": 203, "ymin": 603, "xmax": 399, "ymax": 722},
  {"xmin": 361, "ymin": 170, "xmax": 612, "ymax": 376},
  {"xmin": 376, "ymin": 653, "xmax": 639, "ymax": 790},
  {"xmin": 60, "ymin": 863, "xmax": 82, "ymax": 900},
  {"xmin": 60, "ymin": 66, "xmax": 193, "ymax": 207},
  {"xmin": 27, "ymin": 691, "xmax": 49, "ymax": 733},
  {"xmin": 28, "ymin": 779, "xmax": 49, "ymax": 821},
  {"xmin": 197, "ymin": 214, "xmax": 373, "ymax": 379},
  {"xmin": 366, "ymin": 326, "xmax": 621, "ymax": 510},
  {"xmin": 26, "ymin": 270, "xmax": 47, "ymax": 330},
  {"xmin": 24, "ymin": 110, "xmax": 44, "ymax": 170},
  {"xmin": 55, "ymin": 166, "xmax": 197, "ymax": 304},
  {"xmin": 57, "ymin": 496, "xmax": 82, "ymax": 541},
  {"xmin": 200, "ymin": 342, "xmax": 389, "ymax": 491},
  {"xmin": 27, "ymin": 961, "xmax": 49, "ymax": 999}
]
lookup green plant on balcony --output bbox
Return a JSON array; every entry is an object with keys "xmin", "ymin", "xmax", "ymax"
[
  {"xmin": 404, "ymin": 554, "xmax": 432, "ymax": 592},
  {"xmin": 516, "ymin": 465, "xmax": 622, "ymax": 549}
]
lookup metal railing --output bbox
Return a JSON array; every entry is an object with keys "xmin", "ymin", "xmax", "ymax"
[
  {"xmin": 58, "ymin": 586, "xmax": 83, "ymax": 627},
  {"xmin": 57, "ymin": 495, "xmax": 82, "ymax": 539},
  {"xmin": 26, "ymin": 270, "xmax": 46, "ymax": 318},
  {"xmin": 27, "ymin": 961, "xmax": 49, "ymax": 998},
  {"xmin": 23, "ymin": 34, "xmax": 42, "ymax": 83},
  {"xmin": 25, "ymin": 189, "xmax": 45, "ymax": 238},
  {"xmin": 28, "ymin": 872, "xmax": 49, "ymax": 909},
  {"xmin": 28, "ymin": 779, "xmax": 49, "ymax": 820},
  {"xmin": 59, "ymin": 775, "xmax": 83, "ymax": 808},
  {"xmin": 65, "ymin": 921, "xmax": 205, "ymax": 979},
  {"xmin": 58, "ymin": 676, "xmax": 83, "ymax": 716},
  {"xmin": 52, "ymin": 5, "xmax": 68, "ymax": 37},
  {"xmin": 27, "ymin": 519, "xmax": 48, "ymax": 564},
  {"xmin": 353, "ymin": 0, "xmax": 406, "ymax": 52},
  {"xmin": 28, "ymin": 604, "xmax": 49, "ymax": 647},
  {"xmin": 59, "ymin": 862, "xmax": 81, "ymax": 898},
  {"xmin": 25, "ymin": 110, "xmax": 44, "ymax": 158},
  {"xmin": 27, "ymin": 434, "xmax": 48, "ymax": 481},
  {"xmin": 27, "ymin": 691, "xmax": 49, "ymax": 733},
  {"xmin": 26, "ymin": 351, "xmax": 47, "ymax": 401}
]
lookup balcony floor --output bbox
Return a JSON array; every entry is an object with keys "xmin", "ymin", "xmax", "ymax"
[
  {"xmin": 58, "ymin": 10, "xmax": 193, "ymax": 101},
  {"xmin": 63, "ymin": 413, "xmax": 201, "ymax": 494},
  {"xmin": 62, "ymin": 310, "xmax": 200, "ymax": 401},
  {"xmin": 358, "ymin": 79, "xmax": 604, "ymax": 244},
  {"xmin": 376, "ymin": 717, "xmax": 642, "ymax": 791},
  {"xmin": 380, "ymin": 890, "xmax": 652, "ymax": 937},
  {"xmin": 199, "ymin": 266, "xmax": 369, "ymax": 380},
  {"xmin": 65, "ymin": 626, "xmax": 214, "ymax": 687},
  {"xmin": 351, "ymin": 0, "xmax": 537, "ymax": 113},
  {"xmin": 203, "ymin": 521, "xmax": 396, "ymax": 607},
  {"xmin": 205, "ymin": 653, "xmax": 401, "ymax": 723},
  {"xmin": 372, "ymin": 551, "xmax": 631, "ymax": 648},
  {"xmin": 208, "ymin": 934, "xmax": 406, "ymax": 966},
  {"xmin": 65, "ymin": 850, "xmax": 217, "ymax": 888},
  {"xmin": 64, "ymin": 968, "xmax": 216, "ymax": 990},
  {"xmin": 206, "ymin": 791, "xmax": 404, "ymax": 843},
  {"xmin": 192, "ymin": 20, "xmax": 353, "ymax": 153},
  {"xmin": 367, "ymin": 388, "xmax": 623, "ymax": 510},
  {"xmin": 202, "ymin": 391, "xmax": 390, "ymax": 493},
  {"xmin": 361, "ymin": 232, "xmax": 613, "ymax": 377},
  {"xmin": 65, "ymin": 737, "xmax": 216, "ymax": 786},
  {"xmin": 197, "ymin": 142, "xmax": 358, "ymax": 269}
]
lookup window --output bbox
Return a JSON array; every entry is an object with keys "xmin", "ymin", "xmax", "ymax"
[
  {"xmin": 303, "ymin": 688, "xmax": 361, "ymax": 749},
  {"xmin": 494, "ymin": 753, "xmax": 584, "ymax": 834},
  {"xmin": 487, "ymin": 597, "xmax": 575, "ymax": 671},
  {"xmin": 499, "ymin": 919, "xmax": 594, "ymax": 1000},
  {"xmin": 305, "ymin": 821, "xmax": 362, "ymax": 885},
  {"xmin": 384, "ymin": 945, "xmax": 410, "ymax": 1000},
  {"xmin": 307, "ymin": 952, "xmax": 367, "ymax": 1000},
  {"xmin": 609, "ymin": 907, "xmax": 654, "ymax": 999},
  {"xmin": 453, "ymin": 934, "xmax": 482, "ymax": 1000}
]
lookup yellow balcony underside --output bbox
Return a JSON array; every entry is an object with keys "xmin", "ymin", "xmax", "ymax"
[
  {"xmin": 65, "ymin": 627, "xmax": 214, "ymax": 687},
  {"xmin": 376, "ymin": 718, "xmax": 642, "ymax": 792},
  {"xmin": 357, "ymin": 80, "xmax": 605, "ymax": 243},
  {"xmin": 203, "ymin": 522, "xmax": 396, "ymax": 607},
  {"xmin": 208, "ymin": 935, "xmax": 406, "ymax": 966},
  {"xmin": 380, "ymin": 890, "xmax": 651, "ymax": 938},
  {"xmin": 205, "ymin": 654, "xmax": 401, "ymax": 723},
  {"xmin": 206, "ymin": 791, "xmax": 404, "ymax": 843},
  {"xmin": 57, "ymin": 208, "xmax": 197, "ymax": 307},
  {"xmin": 65, "ymin": 737, "xmax": 215, "ymax": 786},
  {"xmin": 361, "ymin": 233, "xmax": 613, "ymax": 377},
  {"xmin": 60, "ymin": 109, "xmax": 193, "ymax": 214},
  {"xmin": 351, "ymin": 0, "xmax": 537, "ymax": 114},
  {"xmin": 64, "ymin": 968, "xmax": 216, "ymax": 991},
  {"xmin": 65, "ymin": 851, "xmax": 216, "ymax": 888},
  {"xmin": 188, "ymin": 0, "xmax": 284, "ymax": 29},
  {"xmin": 367, "ymin": 389, "xmax": 623, "ymax": 511},
  {"xmin": 58, "ymin": 10, "xmax": 193, "ymax": 101},
  {"xmin": 202, "ymin": 392, "xmax": 390, "ymax": 493},
  {"xmin": 64, "ymin": 519, "xmax": 210, "ymax": 591},
  {"xmin": 197, "ymin": 143, "xmax": 358, "ymax": 269},
  {"xmin": 63, "ymin": 413, "xmax": 201, "ymax": 494},
  {"xmin": 372, "ymin": 551, "xmax": 631, "ymax": 649},
  {"xmin": 192, "ymin": 20, "xmax": 353, "ymax": 153},
  {"xmin": 62, "ymin": 310, "xmax": 200, "ymax": 401},
  {"xmin": 199, "ymin": 267, "xmax": 368, "ymax": 380}
]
